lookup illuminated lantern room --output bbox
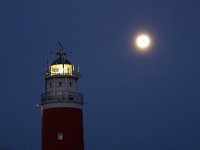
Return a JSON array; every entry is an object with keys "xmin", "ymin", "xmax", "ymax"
[
  {"xmin": 51, "ymin": 54, "xmax": 73, "ymax": 75},
  {"xmin": 48, "ymin": 47, "xmax": 79, "ymax": 77}
]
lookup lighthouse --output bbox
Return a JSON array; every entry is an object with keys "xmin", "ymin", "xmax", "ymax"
[{"xmin": 41, "ymin": 44, "xmax": 84, "ymax": 150}]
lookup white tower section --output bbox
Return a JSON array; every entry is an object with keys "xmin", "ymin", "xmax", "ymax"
[{"xmin": 41, "ymin": 48, "xmax": 83, "ymax": 109}]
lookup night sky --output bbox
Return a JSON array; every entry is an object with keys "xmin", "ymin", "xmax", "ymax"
[{"xmin": 1, "ymin": 0, "xmax": 200, "ymax": 150}]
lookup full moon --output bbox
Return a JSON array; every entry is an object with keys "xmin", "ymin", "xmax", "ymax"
[{"xmin": 135, "ymin": 33, "xmax": 151, "ymax": 51}]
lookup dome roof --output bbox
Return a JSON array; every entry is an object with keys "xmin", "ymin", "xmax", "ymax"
[{"xmin": 51, "ymin": 57, "xmax": 71, "ymax": 65}]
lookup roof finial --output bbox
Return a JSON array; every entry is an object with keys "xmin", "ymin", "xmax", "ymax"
[
  {"xmin": 56, "ymin": 42, "xmax": 67, "ymax": 64},
  {"xmin": 56, "ymin": 42, "xmax": 66, "ymax": 58},
  {"xmin": 58, "ymin": 42, "xmax": 64, "ymax": 50}
]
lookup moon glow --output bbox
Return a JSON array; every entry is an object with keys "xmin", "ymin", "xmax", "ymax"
[{"xmin": 135, "ymin": 33, "xmax": 151, "ymax": 51}]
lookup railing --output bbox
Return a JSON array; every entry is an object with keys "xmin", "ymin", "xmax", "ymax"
[
  {"xmin": 45, "ymin": 71, "xmax": 80, "ymax": 78},
  {"xmin": 41, "ymin": 91, "xmax": 84, "ymax": 104}
]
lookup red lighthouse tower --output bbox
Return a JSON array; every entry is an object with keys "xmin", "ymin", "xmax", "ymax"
[{"xmin": 41, "ymin": 44, "xmax": 84, "ymax": 150}]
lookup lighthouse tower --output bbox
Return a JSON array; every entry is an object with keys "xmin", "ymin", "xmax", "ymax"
[{"xmin": 41, "ymin": 45, "xmax": 84, "ymax": 150}]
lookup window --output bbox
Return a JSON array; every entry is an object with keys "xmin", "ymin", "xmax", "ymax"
[
  {"xmin": 69, "ymin": 82, "xmax": 72, "ymax": 87},
  {"xmin": 59, "ymin": 82, "xmax": 62, "ymax": 86},
  {"xmin": 69, "ymin": 95, "xmax": 74, "ymax": 100},
  {"xmin": 58, "ymin": 132, "xmax": 63, "ymax": 140}
]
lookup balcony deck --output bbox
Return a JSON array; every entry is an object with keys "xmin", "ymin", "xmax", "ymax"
[{"xmin": 41, "ymin": 91, "xmax": 84, "ymax": 104}]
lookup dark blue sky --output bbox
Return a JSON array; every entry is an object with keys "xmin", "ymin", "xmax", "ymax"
[{"xmin": 0, "ymin": 0, "xmax": 200, "ymax": 150}]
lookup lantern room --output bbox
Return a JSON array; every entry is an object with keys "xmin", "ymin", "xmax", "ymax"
[
  {"xmin": 46, "ymin": 45, "xmax": 80, "ymax": 77},
  {"xmin": 50, "ymin": 57, "xmax": 73, "ymax": 75}
]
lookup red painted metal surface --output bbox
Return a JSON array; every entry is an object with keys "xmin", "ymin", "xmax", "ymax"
[{"xmin": 42, "ymin": 108, "xmax": 84, "ymax": 150}]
